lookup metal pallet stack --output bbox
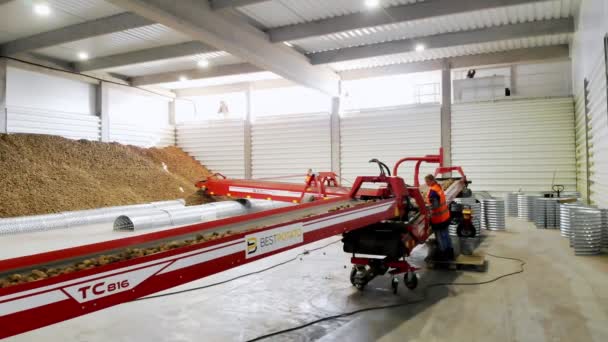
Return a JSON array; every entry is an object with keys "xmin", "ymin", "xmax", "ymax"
[
  {"xmin": 602, "ymin": 209, "xmax": 608, "ymax": 250},
  {"xmin": 517, "ymin": 194, "xmax": 540, "ymax": 221},
  {"xmin": 559, "ymin": 202, "xmax": 582, "ymax": 239},
  {"xmin": 571, "ymin": 208, "xmax": 603, "ymax": 255},
  {"xmin": 481, "ymin": 199, "xmax": 506, "ymax": 231},
  {"xmin": 505, "ymin": 192, "xmax": 521, "ymax": 217},
  {"xmin": 533, "ymin": 198, "xmax": 560, "ymax": 229}
]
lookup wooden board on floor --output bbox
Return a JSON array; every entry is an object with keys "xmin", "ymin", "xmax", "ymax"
[{"xmin": 426, "ymin": 253, "xmax": 487, "ymax": 272}]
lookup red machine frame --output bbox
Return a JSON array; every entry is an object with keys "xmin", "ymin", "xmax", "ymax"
[{"xmin": 0, "ymin": 149, "xmax": 467, "ymax": 338}]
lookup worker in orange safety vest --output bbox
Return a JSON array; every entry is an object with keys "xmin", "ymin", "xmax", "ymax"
[{"xmin": 425, "ymin": 174, "xmax": 454, "ymax": 260}]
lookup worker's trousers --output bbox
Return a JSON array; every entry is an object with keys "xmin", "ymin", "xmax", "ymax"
[{"xmin": 431, "ymin": 220, "xmax": 453, "ymax": 252}]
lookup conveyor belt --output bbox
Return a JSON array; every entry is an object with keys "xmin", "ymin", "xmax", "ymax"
[
  {"xmin": 0, "ymin": 197, "xmax": 396, "ymax": 339},
  {"xmin": 0, "ymin": 199, "xmax": 362, "ymax": 279}
]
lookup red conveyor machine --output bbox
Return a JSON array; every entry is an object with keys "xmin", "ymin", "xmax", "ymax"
[{"xmin": 0, "ymin": 149, "xmax": 469, "ymax": 338}]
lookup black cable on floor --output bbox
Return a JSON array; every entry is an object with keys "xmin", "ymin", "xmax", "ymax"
[
  {"xmin": 134, "ymin": 239, "xmax": 342, "ymax": 302},
  {"xmin": 246, "ymin": 253, "xmax": 526, "ymax": 342}
]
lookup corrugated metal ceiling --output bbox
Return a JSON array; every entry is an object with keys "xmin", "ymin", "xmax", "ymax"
[
  {"xmin": 292, "ymin": 0, "xmax": 580, "ymax": 53},
  {"xmin": 238, "ymin": 0, "xmax": 422, "ymax": 28},
  {"xmin": 330, "ymin": 33, "xmax": 572, "ymax": 71},
  {"xmin": 0, "ymin": 0, "xmax": 124, "ymax": 44},
  {"xmin": 35, "ymin": 24, "xmax": 192, "ymax": 62},
  {"xmin": 104, "ymin": 52, "xmax": 242, "ymax": 77}
]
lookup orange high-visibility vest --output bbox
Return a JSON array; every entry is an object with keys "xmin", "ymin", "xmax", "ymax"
[{"xmin": 427, "ymin": 183, "xmax": 450, "ymax": 224}]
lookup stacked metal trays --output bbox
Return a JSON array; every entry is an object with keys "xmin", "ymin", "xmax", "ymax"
[
  {"xmin": 517, "ymin": 194, "xmax": 540, "ymax": 221},
  {"xmin": 481, "ymin": 199, "xmax": 506, "ymax": 231},
  {"xmin": 602, "ymin": 209, "xmax": 608, "ymax": 250},
  {"xmin": 505, "ymin": 192, "xmax": 521, "ymax": 217},
  {"xmin": 567, "ymin": 204, "xmax": 593, "ymax": 247},
  {"xmin": 516, "ymin": 194, "xmax": 528, "ymax": 220},
  {"xmin": 533, "ymin": 198, "xmax": 560, "ymax": 229},
  {"xmin": 559, "ymin": 202, "xmax": 582, "ymax": 239},
  {"xmin": 571, "ymin": 208, "xmax": 603, "ymax": 255}
]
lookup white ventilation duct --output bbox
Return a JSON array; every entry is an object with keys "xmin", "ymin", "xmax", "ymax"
[
  {"xmin": 113, "ymin": 199, "xmax": 292, "ymax": 232},
  {"xmin": 0, "ymin": 200, "xmax": 185, "ymax": 235}
]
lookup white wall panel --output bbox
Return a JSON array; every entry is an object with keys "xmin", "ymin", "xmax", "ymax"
[
  {"xmin": 6, "ymin": 107, "xmax": 100, "ymax": 140},
  {"xmin": 452, "ymin": 97, "xmax": 576, "ymax": 197},
  {"xmin": 5, "ymin": 66, "xmax": 99, "ymax": 140},
  {"xmin": 107, "ymin": 85, "xmax": 174, "ymax": 147},
  {"xmin": 340, "ymin": 104, "xmax": 441, "ymax": 186},
  {"xmin": 514, "ymin": 61, "xmax": 572, "ymax": 98},
  {"xmin": 587, "ymin": 55, "xmax": 608, "ymax": 208},
  {"xmin": 252, "ymin": 113, "xmax": 331, "ymax": 182},
  {"xmin": 176, "ymin": 119, "xmax": 246, "ymax": 179}
]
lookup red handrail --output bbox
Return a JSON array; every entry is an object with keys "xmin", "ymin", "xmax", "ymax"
[{"xmin": 392, "ymin": 148, "xmax": 444, "ymax": 186}]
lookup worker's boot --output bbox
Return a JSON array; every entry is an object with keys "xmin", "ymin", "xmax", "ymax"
[{"xmin": 445, "ymin": 248, "xmax": 455, "ymax": 261}]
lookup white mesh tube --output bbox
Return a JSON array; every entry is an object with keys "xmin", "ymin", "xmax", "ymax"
[
  {"xmin": 114, "ymin": 199, "xmax": 293, "ymax": 232},
  {"xmin": 0, "ymin": 200, "xmax": 185, "ymax": 235}
]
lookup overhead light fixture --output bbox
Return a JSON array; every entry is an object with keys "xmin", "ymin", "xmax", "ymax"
[
  {"xmin": 283, "ymin": 42, "xmax": 294, "ymax": 47},
  {"xmin": 33, "ymin": 3, "xmax": 51, "ymax": 16},
  {"xmin": 197, "ymin": 59, "xmax": 210, "ymax": 68},
  {"xmin": 179, "ymin": 75, "xmax": 188, "ymax": 82},
  {"xmin": 365, "ymin": 0, "xmax": 380, "ymax": 9},
  {"xmin": 415, "ymin": 44, "xmax": 425, "ymax": 52},
  {"xmin": 77, "ymin": 52, "xmax": 89, "ymax": 60}
]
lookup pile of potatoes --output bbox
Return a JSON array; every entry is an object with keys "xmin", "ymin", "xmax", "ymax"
[{"xmin": 441, "ymin": 178, "xmax": 456, "ymax": 190}]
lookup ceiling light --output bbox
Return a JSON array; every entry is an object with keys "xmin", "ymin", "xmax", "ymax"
[
  {"xmin": 77, "ymin": 52, "xmax": 89, "ymax": 60},
  {"xmin": 197, "ymin": 59, "xmax": 210, "ymax": 68},
  {"xmin": 33, "ymin": 3, "xmax": 51, "ymax": 16},
  {"xmin": 284, "ymin": 42, "xmax": 294, "ymax": 47},
  {"xmin": 179, "ymin": 75, "xmax": 188, "ymax": 82},
  {"xmin": 415, "ymin": 44, "xmax": 425, "ymax": 52},
  {"xmin": 365, "ymin": 0, "xmax": 380, "ymax": 8}
]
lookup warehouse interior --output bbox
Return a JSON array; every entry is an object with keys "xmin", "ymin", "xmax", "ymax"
[{"xmin": 0, "ymin": 0, "xmax": 607, "ymax": 341}]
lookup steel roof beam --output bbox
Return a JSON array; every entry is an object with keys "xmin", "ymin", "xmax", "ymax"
[
  {"xmin": 0, "ymin": 13, "xmax": 153, "ymax": 56},
  {"xmin": 130, "ymin": 62, "xmax": 263, "ymax": 86},
  {"xmin": 210, "ymin": 0, "xmax": 271, "ymax": 10},
  {"xmin": 269, "ymin": 0, "xmax": 546, "ymax": 43},
  {"xmin": 73, "ymin": 41, "xmax": 217, "ymax": 72},
  {"xmin": 339, "ymin": 45, "xmax": 570, "ymax": 80},
  {"xmin": 108, "ymin": 0, "xmax": 339, "ymax": 95},
  {"xmin": 310, "ymin": 18, "xmax": 574, "ymax": 65}
]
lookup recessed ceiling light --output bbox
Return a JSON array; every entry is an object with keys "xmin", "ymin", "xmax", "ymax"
[
  {"xmin": 197, "ymin": 59, "xmax": 210, "ymax": 68},
  {"xmin": 415, "ymin": 44, "xmax": 425, "ymax": 52},
  {"xmin": 77, "ymin": 52, "xmax": 89, "ymax": 60},
  {"xmin": 284, "ymin": 42, "xmax": 294, "ymax": 47},
  {"xmin": 365, "ymin": 0, "xmax": 380, "ymax": 8},
  {"xmin": 179, "ymin": 75, "xmax": 188, "ymax": 82},
  {"xmin": 33, "ymin": 3, "xmax": 51, "ymax": 16}
]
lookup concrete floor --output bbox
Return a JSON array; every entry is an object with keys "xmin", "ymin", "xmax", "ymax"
[{"xmin": 7, "ymin": 218, "xmax": 608, "ymax": 342}]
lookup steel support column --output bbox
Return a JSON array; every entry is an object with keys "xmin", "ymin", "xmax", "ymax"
[
  {"xmin": 98, "ymin": 82, "xmax": 111, "ymax": 142},
  {"xmin": 0, "ymin": 59, "xmax": 7, "ymax": 134},
  {"xmin": 330, "ymin": 96, "xmax": 341, "ymax": 176},
  {"xmin": 441, "ymin": 60, "xmax": 452, "ymax": 167}
]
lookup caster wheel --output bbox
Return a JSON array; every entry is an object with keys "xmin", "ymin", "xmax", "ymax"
[
  {"xmin": 404, "ymin": 272, "xmax": 418, "ymax": 290},
  {"xmin": 391, "ymin": 277, "xmax": 399, "ymax": 295},
  {"xmin": 350, "ymin": 266, "xmax": 367, "ymax": 291}
]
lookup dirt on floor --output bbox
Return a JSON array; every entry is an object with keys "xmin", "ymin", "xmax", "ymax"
[{"xmin": 0, "ymin": 134, "xmax": 213, "ymax": 218}]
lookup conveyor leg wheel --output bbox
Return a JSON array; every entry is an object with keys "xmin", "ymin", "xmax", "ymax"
[
  {"xmin": 404, "ymin": 272, "xmax": 418, "ymax": 290},
  {"xmin": 391, "ymin": 277, "xmax": 399, "ymax": 294},
  {"xmin": 350, "ymin": 265, "xmax": 369, "ymax": 291}
]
